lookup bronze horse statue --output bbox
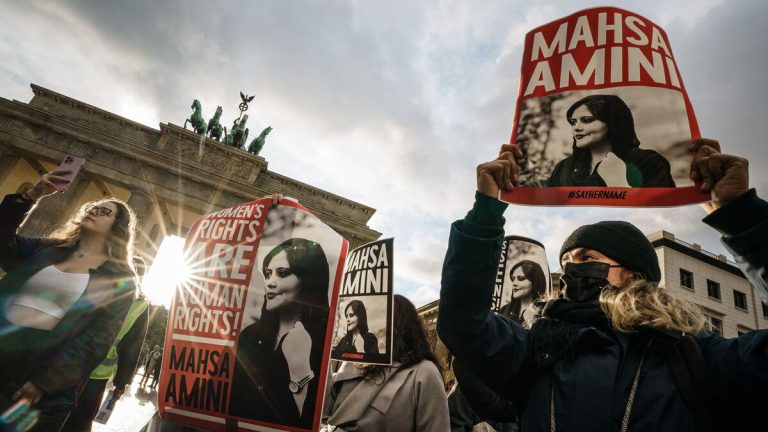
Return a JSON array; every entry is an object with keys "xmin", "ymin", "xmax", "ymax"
[
  {"xmin": 206, "ymin": 106, "xmax": 224, "ymax": 141},
  {"xmin": 224, "ymin": 114, "xmax": 249, "ymax": 148},
  {"xmin": 247, "ymin": 126, "xmax": 273, "ymax": 155},
  {"xmin": 184, "ymin": 100, "xmax": 207, "ymax": 135}
]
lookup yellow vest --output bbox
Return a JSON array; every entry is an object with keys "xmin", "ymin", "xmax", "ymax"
[{"xmin": 90, "ymin": 298, "xmax": 150, "ymax": 380}]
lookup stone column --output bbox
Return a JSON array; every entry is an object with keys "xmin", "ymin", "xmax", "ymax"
[
  {"xmin": 0, "ymin": 155, "xmax": 21, "ymax": 186},
  {"xmin": 127, "ymin": 189, "xmax": 154, "ymax": 261},
  {"xmin": 127, "ymin": 189, "xmax": 153, "ymax": 229}
]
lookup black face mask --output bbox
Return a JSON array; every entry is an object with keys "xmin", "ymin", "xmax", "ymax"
[{"xmin": 560, "ymin": 262, "xmax": 616, "ymax": 302}]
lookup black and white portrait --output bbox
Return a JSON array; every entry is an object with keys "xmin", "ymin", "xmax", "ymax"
[
  {"xmin": 229, "ymin": 200, "xmax": 345, "ymax": 429},
  {"xmin": 495, "ymin": 237, "xmax": 551, "ymax": 326},
  {"xmin": 515, "ymin": 87, "xmax": 694, "ymax": 188},
  {"xmin": 331, "ymin": 296, "xmax": 388, "ymax": 356}
]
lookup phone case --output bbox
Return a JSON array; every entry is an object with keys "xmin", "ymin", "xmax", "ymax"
[{"xmin": 55, "ymin": 156, "xmax": 85, "ymax": 190}]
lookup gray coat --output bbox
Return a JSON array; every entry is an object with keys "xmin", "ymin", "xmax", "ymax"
[{"xmin": 324, "ymin": 360, "xmax": 450, "ymax": 432}]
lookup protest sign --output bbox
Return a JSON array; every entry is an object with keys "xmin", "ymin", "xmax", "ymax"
[
  {"xmin": 501, "ymin": 6, "xmax": 709, "ymax": 207},
  {"xmin": 158, "ymin": 198, "xmax": 347, "ymax": 432},
  {"xmin": 492, "ymin": 236, "xmax": 551, "ymax": 318},
  {"xmin": 330, "ymin": 238, "xmax": 393, "ymax": 365}
]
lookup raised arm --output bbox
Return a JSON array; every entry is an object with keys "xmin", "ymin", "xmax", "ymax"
[
  {"xmin": 437, "ymin": 145, "xmax": 530, "ymax": 384},
  {"xmin": 691, "ymin": 139, "xmax": 768, "ymax": 300},
  {"xmin": 0, "ymin": 169, "xmax": 72, "ymax": 270},
  {"xmin": 689, "ymin": 138, "xmax": 768, "ymax": 429}
]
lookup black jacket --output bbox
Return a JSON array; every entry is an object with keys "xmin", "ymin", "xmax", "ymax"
[
  {"xmin": 702, "ymin": 189, "xmax": 768, "ymax": 301},
  {"xmin": 113, "ymin": 303, "xmax": 149, "ymax": 388},
  {"xmin": 333, "ymin": 331, "xmax": 379, "ymax": 354},
  {"xmin": 549, "ymin": 148, "xmax": 676, "ymax": 187},
  {"xmin": 229, "ymin": 321, "xmax": 324, "ymax": 429},
  {"xmin": 438, "ymin": 192, "xmax": 768, "ymax": 431}
]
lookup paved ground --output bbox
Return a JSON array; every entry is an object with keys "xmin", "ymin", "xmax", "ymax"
[{"xmin": 91, "ymin": 368, "xmax": 158, "ymax": 432}]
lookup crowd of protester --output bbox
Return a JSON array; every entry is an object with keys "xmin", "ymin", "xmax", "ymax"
[{"xmin": 0, "ymin": 134, "xmax": 765, "ymax": 432}]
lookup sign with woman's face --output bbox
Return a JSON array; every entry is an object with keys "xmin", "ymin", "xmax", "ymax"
[
  {"xmin": 159, "ymin": 197, "xmax": 347, "ymax": 432},
  {"xmin": 499, "ymin": 6, "xmax": 710, "ymax": 207},
  {"xmin": 492, "ymin": 236, "xmax": 551, "ymax": 321},
  {"xmin": 330, "ymin": 238, "xmax": 394, "ymax": 365}
]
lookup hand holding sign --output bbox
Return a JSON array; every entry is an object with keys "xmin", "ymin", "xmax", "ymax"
[
  {"xmin": 597, "ymin": 152, "xmax": 630, "ymax": 187},
  {"xmin": 261, "ymin": 193, "xmax": 285, "ymax": 208},
  {"xmin": 689, "ymin": 138, "xmax": 749, "ymax": 213},
  {"xmin": 477, "ymin": 144, "xmax": 524, "ymax": 197}
]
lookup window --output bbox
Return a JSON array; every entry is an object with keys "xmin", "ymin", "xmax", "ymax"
[
  {"xmin": 763, "ymin": 302, "xmax": 768, "ymax": 318},
  {"xmin": 733, "ymin": 290, "xmax": 748, "ymax": 311},
  {"xmin": 709, "ymin": 317, "xmax": 723, "ymax": 336},
  {"xmin": 706, "ymin": 279, "xmax": 721, "ymax": 300},
  {"xmin": 679, "ymin": 269, "xmax": 693, "ymax": 290}
]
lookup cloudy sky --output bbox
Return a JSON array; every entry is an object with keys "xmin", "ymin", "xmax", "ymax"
[{"xmin": 1, "ymin": 0, "xmax": 766, "ymax": 307}]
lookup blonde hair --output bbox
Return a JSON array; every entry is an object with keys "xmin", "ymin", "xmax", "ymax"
[
  {"xmin": 47, "ymin": 198, "xmax": 138, "ymax": 277},
  {"xmin": 599, "ymin": 279, "xmax": 707, "ymax": 334}
]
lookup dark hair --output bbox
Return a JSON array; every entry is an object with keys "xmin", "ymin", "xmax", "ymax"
[
  {"xmin": 345, "ymin": 300, "xmax": 369, "ymax": 335},
  {"xmin": 259, "ymin": 238, "xmax": 330, "ymax": 351},
  {"xmin": 362, "ymin": 295, "xmax": 441, "ymax": 380},
  {"xmin": 566, "ymin": 94, "xmax": 639, "ymax": 183},
  {"xmin": 504, "ymin": 260, "xmax": 547, "ymax": 322}
]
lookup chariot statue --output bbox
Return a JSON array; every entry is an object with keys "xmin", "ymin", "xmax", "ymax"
[
  {"xmin": 206, "ymin": 106, "xmax": 224, "ymax": 141},
  {"xmin": 224, "ymin": 114, "xmax": 249, "ymax": 148},
  {"xmin": 184, "ymin": 100, "xmax": 208, "ymax": 135}
]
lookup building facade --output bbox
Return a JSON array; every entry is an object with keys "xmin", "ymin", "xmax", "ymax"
[
  {"xmin": 649, "ymin": 230, "xmax": 768, "ymax": 338},
  {"xmin": 0, "ymin": 84, "xmax": 380, "ymax": 264}
]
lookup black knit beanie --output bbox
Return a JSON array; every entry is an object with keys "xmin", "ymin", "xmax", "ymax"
[{"xmin": 559, "ymin": 221, "xmax": 660, "ymax": 282}]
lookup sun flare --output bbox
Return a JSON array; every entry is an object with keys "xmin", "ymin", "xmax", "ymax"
[{"xmin": 141, "ymin": 235, "xmax": 190, "ymax": 307}]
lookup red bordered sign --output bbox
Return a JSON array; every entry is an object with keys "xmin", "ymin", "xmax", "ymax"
[{"xmin": 500, "ymin": 6, "xmax": 709, "ymax": 207}]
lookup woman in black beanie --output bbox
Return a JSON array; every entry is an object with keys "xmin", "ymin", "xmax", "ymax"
[{"xmin": 438, "ymin": 139, "xmax": 768, "ymax": 432}]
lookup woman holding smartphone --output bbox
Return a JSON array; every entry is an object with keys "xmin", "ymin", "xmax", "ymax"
[{"xmin": 0, "ymin": 168, "xmax": 137, "ymax": 431}]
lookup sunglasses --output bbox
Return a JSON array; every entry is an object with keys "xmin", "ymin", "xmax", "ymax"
[{"xmin": 85, "ymin": 205, "xmax": 113, "ymax": 217}]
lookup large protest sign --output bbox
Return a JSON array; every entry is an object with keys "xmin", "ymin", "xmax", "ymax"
[
  {"xmin": 500, "ymin": 7, "xmax": 709, "ymax": 207},
  {"xmin": 158, "ymin": 198, "xmax": 347, "ymax": 432},
  {"xmin": 330, "ymin": 238, "xmax": 393, "ymax": 365},
  {"xmin": 492, "ymin": 236, "xmax": 551, "ymax": 320}
]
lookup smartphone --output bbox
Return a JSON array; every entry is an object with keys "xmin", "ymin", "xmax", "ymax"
[
  {"xmin": 0, "ymin": 399, "xmax": 29, "ymax": 424},
  {"xmin": 0, "ymin": 399, "xmax": 38, "ymax": 431},
  {"xmin": 54, "ymin": 155, "xmax": 85, "ymax": 191}
]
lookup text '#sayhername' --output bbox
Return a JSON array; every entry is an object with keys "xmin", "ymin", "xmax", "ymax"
[{"xmin": 568, "ymin": 190, "xmax": 628, "ymax": 199}]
